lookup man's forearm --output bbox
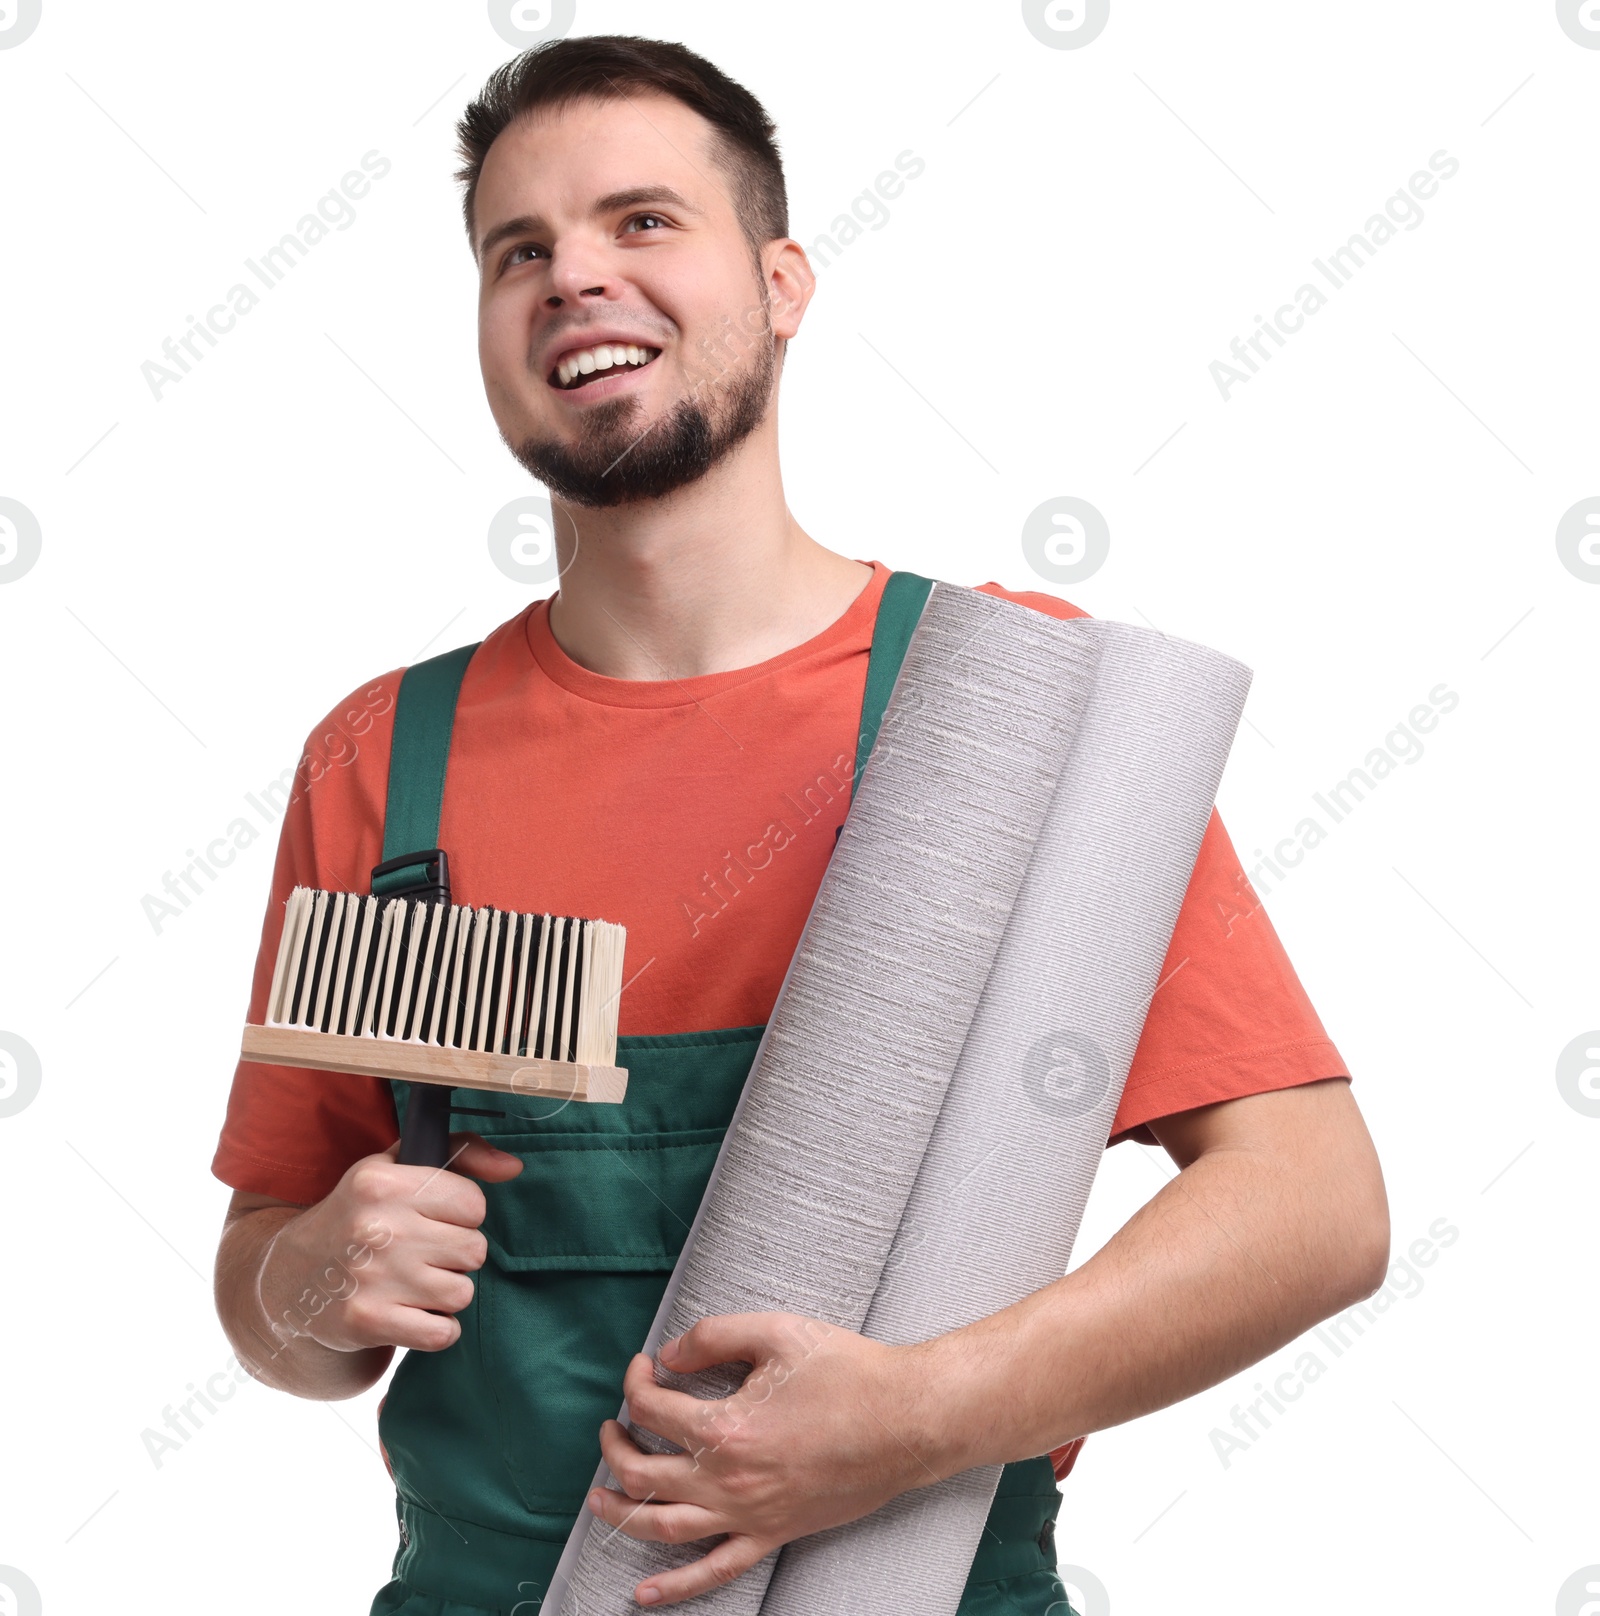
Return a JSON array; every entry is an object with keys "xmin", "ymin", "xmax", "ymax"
[
  {"xmin": 216, "ymin": 1205, "xmax": 394, "ymax": 1401},
  {"xmin": 909, "ymin": 1137, "xmax": 1389, "ymax": 1478}
]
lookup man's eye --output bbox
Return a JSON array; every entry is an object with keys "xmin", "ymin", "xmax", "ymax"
[
  {"xmin": 506, "ymin": 242, "xmax": 544, "ymax": 267},
  {"xmin": 625, "ymin": 213, "xmax": 669, "ymax": 233}
]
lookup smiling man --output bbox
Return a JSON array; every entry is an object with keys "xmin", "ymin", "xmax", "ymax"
[{"xmin": 211, "ymin": 34, "xmax": 1388, "ymax": 1616}]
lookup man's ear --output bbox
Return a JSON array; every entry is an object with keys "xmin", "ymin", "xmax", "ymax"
[{"xmin": 767, "ymin": 238, "xmax": 817, "ymax": 343}]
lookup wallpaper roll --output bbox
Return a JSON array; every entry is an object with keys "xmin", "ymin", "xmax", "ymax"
[
  {"xmin": 759, "ymin": 619, "xmax": 1253, "ymax": 1616},
  {"xmin": 549, "ymin": 584, "xmax": 1103, "ymax": 1616}
]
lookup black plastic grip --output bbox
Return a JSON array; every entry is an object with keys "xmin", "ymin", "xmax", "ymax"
[
  {"xmin": 397, "ymin": 1082, "xmax": 453, "ymax": 1169},
  {"xmin": 373, "ymin": 844, "xmax": 457, "ymax": 1172}
]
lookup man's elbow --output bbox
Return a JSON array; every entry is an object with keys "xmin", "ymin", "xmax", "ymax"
[
  {"xmin": 1296, "ymin": 1080, "xmax": 1392, "ymax": 1309},
  {"xmin": 1329, "ymin": 1172, "xmax": 1392, "ymax": 1309},
  {"xmin": 1349, "ymin": 1212, "xmax": 1391, "ymax": 1303}
]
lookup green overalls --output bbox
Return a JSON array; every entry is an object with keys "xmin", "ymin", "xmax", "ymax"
[{"xmin": 366, "ymin": 571, "xmax": 1078, "ymax": 1616}]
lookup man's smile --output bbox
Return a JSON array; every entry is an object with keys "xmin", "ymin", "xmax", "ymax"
[
  {"xmin": 544, "ymin": 332, "xmax": 665, "ymax": 404},
  {"xmin": 550, "ymin": 341, "xmax": 662, "ymax": 389}
]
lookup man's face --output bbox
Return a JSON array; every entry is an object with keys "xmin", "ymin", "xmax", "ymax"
[{"xmin": 473, "ymin": 92, "xmax": 785, "ymax": 508}]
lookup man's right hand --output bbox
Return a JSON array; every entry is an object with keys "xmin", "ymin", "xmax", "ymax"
[
  {"xmin": 216, "ymin": 1133, "xmax": 523, "ymax": 1398},
  {"xmin": 260, "ymin": 1133, "xmax": 524, "ymax": 1355}
]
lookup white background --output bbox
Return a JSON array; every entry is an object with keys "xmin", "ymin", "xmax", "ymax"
[{"xmin": 0, "ymin": 1, "xmax": 1593, "ymax": 1612}]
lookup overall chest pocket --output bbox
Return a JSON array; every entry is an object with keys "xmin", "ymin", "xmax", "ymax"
[
  {"xmin": 480, "ymin": 1127, "xmax": 725, "ymax": 1271},
  {"xmin": 470, "ymin": 1030, "xmax": 760, "ymax": 1518}
]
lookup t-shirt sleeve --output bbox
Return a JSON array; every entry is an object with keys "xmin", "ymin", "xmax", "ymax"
[
  {"xmin": 209, "ymin": 672, "xmax": 407, "ymax": 1204},
  {"xmin": 1107, "ymin": 806, "xmax": 1347, "ymax": 1145},
  {"xmin": 973, "ymin": 579, "xmax": 1350, "ymax": 1148}
]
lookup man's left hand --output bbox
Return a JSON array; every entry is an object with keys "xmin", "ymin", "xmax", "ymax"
[{"xmin": 587, "ymin": 1311, "xmax": 946, "ymax": 1607}]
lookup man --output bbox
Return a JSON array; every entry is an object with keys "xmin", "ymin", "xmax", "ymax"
[{"xmin": 212, "ymin": 34, "xmax": 1388, "ymax": 1616}]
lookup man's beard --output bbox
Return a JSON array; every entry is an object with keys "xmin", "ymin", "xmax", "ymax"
[{"xmin": 508, "ymin": 327, "xmax": 777, "ymax": 509}]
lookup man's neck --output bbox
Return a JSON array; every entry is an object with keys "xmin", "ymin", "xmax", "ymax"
[{"xmin": 542, "ymin": 443, "xmax": 873, "ymax": 682}]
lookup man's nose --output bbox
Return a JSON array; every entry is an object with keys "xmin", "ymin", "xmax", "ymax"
[{"xmin": 544, "ymin": 236, "xmax": 617, "ymax": 305}]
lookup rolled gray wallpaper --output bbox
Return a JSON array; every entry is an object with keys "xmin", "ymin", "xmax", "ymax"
[
  {"xmin": 549, "ymin": 583, "xmax": 1104, "ymax": 1615},
  {"xmin": 759, "ymin": 619, "xmax": 1253, "ymax": 1616}
]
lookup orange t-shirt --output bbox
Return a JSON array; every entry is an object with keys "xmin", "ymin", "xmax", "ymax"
[{"xmin": 211, "ymin": 558, "xmax": 1348, "ymax": 1485}]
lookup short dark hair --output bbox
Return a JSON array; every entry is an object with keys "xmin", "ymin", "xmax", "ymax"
[{"xmin": 455, "ymin": 34, "xmax": 789, "ymax": 266}]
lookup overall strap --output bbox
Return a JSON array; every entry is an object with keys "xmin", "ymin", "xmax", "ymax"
[
  {"xmin": 853, "ymin": 570, "xmax": 935, "ymax": 792},
  {"xmin": 372, "ymin": 640, "xmax": 483, "ymax": 1169},
  {"xmin": 373, "ymin": 641, "xmax": 481, "ymax": 899}
]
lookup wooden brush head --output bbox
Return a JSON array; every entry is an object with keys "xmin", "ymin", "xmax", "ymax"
[{"xmin": 239, "ymin": 887, "xmax": 628, "ymax": 1104}]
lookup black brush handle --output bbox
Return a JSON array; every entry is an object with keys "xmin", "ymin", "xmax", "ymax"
[
  {"xmin": 398, "ymin": 1081, "xmax": 453, "ymax": 1169},
  {"xmin": 372, "ymin": 849, "xmax": 455, "ymax": 1171}
]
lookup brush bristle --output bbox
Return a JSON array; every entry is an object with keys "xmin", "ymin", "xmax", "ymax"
[{"xmin": 266, "ymin": 887, "xmax": 626, "ymax": 1065}]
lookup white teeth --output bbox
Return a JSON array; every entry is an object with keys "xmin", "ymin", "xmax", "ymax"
[{"xmin": 555, "ymin": 344, "xmax": 660, "ymax": 386}]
